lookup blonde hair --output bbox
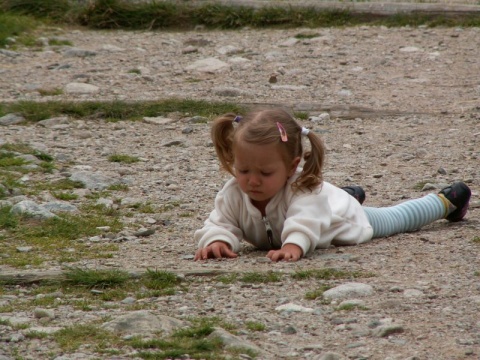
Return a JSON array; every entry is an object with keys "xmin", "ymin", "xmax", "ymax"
[{"xmin": 211, "ymin": 108, "xmax": 325, "ymax": 192}]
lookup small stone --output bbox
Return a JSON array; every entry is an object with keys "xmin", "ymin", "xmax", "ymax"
[
  {"xmin": 16, "ymin": 246, "xmax": 33, "ymax": 253},
  {"xmin": 374, "ymin": 324, "xmax": 404, "ymax": 337},
  {"xmin": 134, "ymin": 228, "xmax": 155, "ymax": 237},
  {"xmin": 34, "ymin": 308, "xmax": 55, "ymax": 319},
  {"xmin": 437, "ymin": 167, "xmax": 447, "ymax": 175},
  {"xmin": 121, "ymin": 297, "xmax": 136, "ymax": 304}
]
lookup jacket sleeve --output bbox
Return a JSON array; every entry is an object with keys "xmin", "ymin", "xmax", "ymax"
[
  {"xmin": 281, "ymin": 190, "xmax": 333, "ymax": 256},
  {"xmin": 194, "ymin": 186, "xmax": 244, "ymax": 253}
]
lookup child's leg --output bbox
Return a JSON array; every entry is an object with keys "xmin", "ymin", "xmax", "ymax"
[
  {"xmin": 363, "ymin": 182, "xmax": 471, "ymax": 238},
  {"xmin": 364, "ymin": 194, "xmax": 446, "ymax": 238}
]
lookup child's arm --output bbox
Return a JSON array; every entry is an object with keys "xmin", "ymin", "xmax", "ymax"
[
  {"xmin": 266, "ymin": 243, "xmax": 303, "ymax": 262},
  {"xmin": 194, "ymin": 241, "xmax": 238, "ymax": 260}
]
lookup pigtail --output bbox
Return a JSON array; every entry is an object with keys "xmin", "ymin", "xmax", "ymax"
[
  {"xmin": 211, "ymin": 113, "xmax": 237, "ymax": 177},
  {"xmin": 292, "ymin": 131, "xmax": 325, "ymax": 191}
]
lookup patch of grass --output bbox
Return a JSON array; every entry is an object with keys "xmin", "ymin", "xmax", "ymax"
[
  {"xmin": 2, "ymin": 0, "xmax": 73, "ymax": 21},
  {"xmin": 48, "ymin": 38, "xmax": 72, "ymax": 46},
  {"xmin": 0, "ymin": 206, "xmax": 123, "ymax": 268},
  {"xmin": 0, "ymin": 171, "xmax": 24, "ymax": 198},
  {"xmin": 54, "ymin": 323, "xmax": 120, "ymax": 352},
  {"xmin": 129, "ymin": 316, "xmax": 241, "ymax": 359},
  {"xmin": 107, "ymin": 183, "xmax": 129, "ymax": 192},
  {"xmin": 63, "ymin": 268, "xmax": 130, "ymax": 289},
  {"xmin": 292, "ymin": 268, "xmax": 374, "ymax": 280},
  {"xmin": 131, "ymin": 336, "xmax": 224, "ymax": 360},
  {"xmin": 25, "ymin": 330, "xmax": 50, "ymax": 339},
  {"xmin": 2, "ymin": 0, "xmax": 480, "ymax": 34},
  {"xmin": 0, "ymin": 12, "xmax": 38, "ymax": 48},
  {"xmin": 108, "ymin": 154, "xmax": 140, "ymax": 164},
  {"xmin": 335, "ymin": 303, "xmax": 368, "ymax": 311},
  {"xmin": 0, "ymin": 143, "xmax": 54, "ymax": 174},
  {"xmin": 217, "ymin": 271, "xmax": 283, "ymax": 284},
  {"xmin": 0, "ymin": 205, "xmax": 18, "ymax": 229},
  {"xmin": 142, "ymin": 269, "xmax": 181, "ymax": 290},
  {"xmin": 294, "ymin": 32, "xmax": 321, "ymax": 39},
  {"xmin": 127, "ymin": 68, "xmax": 141, "ymax": 75},
  {"xmin": 0, "ymin": 153, "xmax": 27, "ymax": 168},
  {"xmin": 52, "ymin": 191, "xmax": 78, "ymax": 201},
  {"xmin": 471, "ymin": 236, "xmax": 480, "ymax": 244},
  {"xmin": 38, "ymin": 88, "xmax": 63, "ymax": 96},
  {"xmin": 240, "ymin": 271, "xmax": 282, "ymax": 283},
  {"xmin": 245, "ymin": 321, "xmax": 266, "ymax": 332},
  {"xmin": 294, "ymin": 111, "xmax": 309, "ymax": 120},
  {"xmin": 33, "ymin": 179, "xmax": 84, "ymax": 192},
  {"xmin": 0, "ymin": 99, "xmax": 243, "ymax": 123},
  {"xmin": 305, "ymin": 285, "xmax": 332, "ymax": 300},
  {"xmin": 179, "ymin": 212, "xmax": 193, "ymax": 217},
  {"xmin": 217, "ymin": 273, "xmax": 238, "ymax": 284}
]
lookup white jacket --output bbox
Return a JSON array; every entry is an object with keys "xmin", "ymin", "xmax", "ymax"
[{"xmin": 194, "ymin": 174, "xmax": 373, "ymax": 256}]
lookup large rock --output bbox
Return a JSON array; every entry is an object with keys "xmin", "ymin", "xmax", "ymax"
[{"xmin": 102, "ymin": 310, "xmax": 185, "ymax": 336}]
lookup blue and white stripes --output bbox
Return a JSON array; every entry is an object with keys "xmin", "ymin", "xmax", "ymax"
[{"xmin": 363, "ymin": 194, "xmax": 446, "ymax": 238}]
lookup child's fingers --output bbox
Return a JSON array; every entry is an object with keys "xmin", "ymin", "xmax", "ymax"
[
  {"xmin": 267, "ymin": 250, "xmax": 283, "ymax": 262},
  {"xmin": 222, "ymin": 247, "xmax": 238, "ymax": 258},
  {"xmin": 211, "ymin": 245, "xmax": 224, "ymax": 258},
  {"xmin": 267, "ymin": 250, "xmax": 300, "ymax": 262},
  {"xmin": 194, "ymin": 248, "xmax": 204, "ymax": 261}
]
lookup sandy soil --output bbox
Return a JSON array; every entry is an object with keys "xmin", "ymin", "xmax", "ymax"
[{"xmin": 0, "ymin": 24, "xmax": 479, "ymax": 359}]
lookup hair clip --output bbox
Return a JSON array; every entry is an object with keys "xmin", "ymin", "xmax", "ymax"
[
  {"xmin": 276, "ymin": 122, "xmax": 288, "ymax": 142},
  {"xmin": 301, "ymin": 127, "xmax": 310, "ymax": 136},
  {"xmin": 233, "ymin": 115, "xmax": 242, "ymax": 123}
]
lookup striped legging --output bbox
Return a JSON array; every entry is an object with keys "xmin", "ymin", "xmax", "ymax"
[{"xmin": 363, "ymin": 194, "xmax": 446, "ymax": 238}]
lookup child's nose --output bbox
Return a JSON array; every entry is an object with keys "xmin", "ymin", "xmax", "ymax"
[{"xmin": 248, "ymin": 174, "xmax": 261, "ymax": 186}]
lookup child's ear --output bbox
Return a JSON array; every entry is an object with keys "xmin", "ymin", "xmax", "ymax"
[{"xmin": 289, "ymin": 157, "xmax": 301, "ymax": 176}]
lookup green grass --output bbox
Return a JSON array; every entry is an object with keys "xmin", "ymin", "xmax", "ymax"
[
  {"xmin": 291, "ymin": 268, "xmax": 374, "ymax": 280},
  {"xmin": 63, "ymin": 268, "xmax": 130, "ymax": 289},
  {"xmin": 128, "ymin": 68, "xmax": 141, "ymax": 75},
  {"xmin": 38, "ymin": 88, "xmax": 64, "ymax": 96},
  {"xmin": 0, "ymin": 99, "xmax": 243, "ymax": 123},
  {"xmin": 54, "ymin": 323, "xmax": 121, "ymax": 353},
  {"xmin": 1, "ymin": 0, "xmax": 479, "ymax": 50},
  {"xmin": 0, "ymin": 12, "xmax": 38, "ymax": 48},
  {"xmin": 47, "ymin": 38, "xmax": 72, "ymax": 46},
  {"xmin": 214, "ymin": 271, "xmax": 284, "ymax": 284},
  {"xmin": 305, "ymin": 285, "xmax": 332, "ymax": 300},
  {"xmin": 0, "ymin": 143, "xmax": 54, "ymax": 167},
  {"xmin": 12, "ymin": 279, "xmax": 249, "ymax": 358},
  {"xmin": 294, "ymin": 111, "xmax": 309, "ymax": 120},
  {"xmin": 245, "ymin": 321, "xmax": 266, "ymax": 332},
  {"xmin": 2, "ymin": 0, "xmax": 73, "ymax": 21},
  {"xmin": 0, "ymin": 204, "xmax": 123, "ymax": 268},
  {"xmin": 0, "ymin": 143, "xmax": 58, "ymax": 199},
  {"xmin": 52, "ymin": 191, "xmax": 79, "ymax": 201},
  {"xmin": 335, "ymin": 303, "xmax": 368, "ymax": 311},
  {"xmin": 108, "ymin": 154, "xmax": 140, "ymax": 164},
  {"xmin": 240, "ymin": 271, "xmax": 283, "ymax": 283},
  {"xmin": 128, "ymin": 316, "xmax": 252, "ymax": 360}
]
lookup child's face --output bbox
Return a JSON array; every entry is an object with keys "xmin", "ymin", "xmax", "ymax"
[{"xmin": 233, "ymin": 141, "xmax": 300, "ymax": 209}]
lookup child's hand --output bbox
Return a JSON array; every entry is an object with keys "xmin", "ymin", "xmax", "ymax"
[
  {"xmin": 194, "ymin": 241, "xmax": 238, "ymax": 260},
  {"xmin": 267, "ymin": 244, "xmax": 303, "ymax": 262}
]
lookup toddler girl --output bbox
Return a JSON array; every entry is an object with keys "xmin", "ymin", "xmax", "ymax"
[{"xmin": 194, "ymin": 108, "xmax": 471, "ymax": 262}]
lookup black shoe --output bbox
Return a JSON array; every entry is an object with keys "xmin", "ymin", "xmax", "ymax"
[
  {"xmin": 439, "ymin": 182, "xmax": 471, "ymax": 222},
  {"xmin": 342, "ymin": 186, "xmax": 366, "ymax": 205}
]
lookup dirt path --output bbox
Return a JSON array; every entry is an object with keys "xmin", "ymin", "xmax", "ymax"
[{"xmin": 0, "ymin": 24, "xmax": 479, "ymax": 360}]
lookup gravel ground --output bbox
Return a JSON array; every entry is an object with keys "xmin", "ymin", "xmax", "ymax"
[{"xmin": 0, "ymin": 24, "xmax": 480, "ymax": 360}]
